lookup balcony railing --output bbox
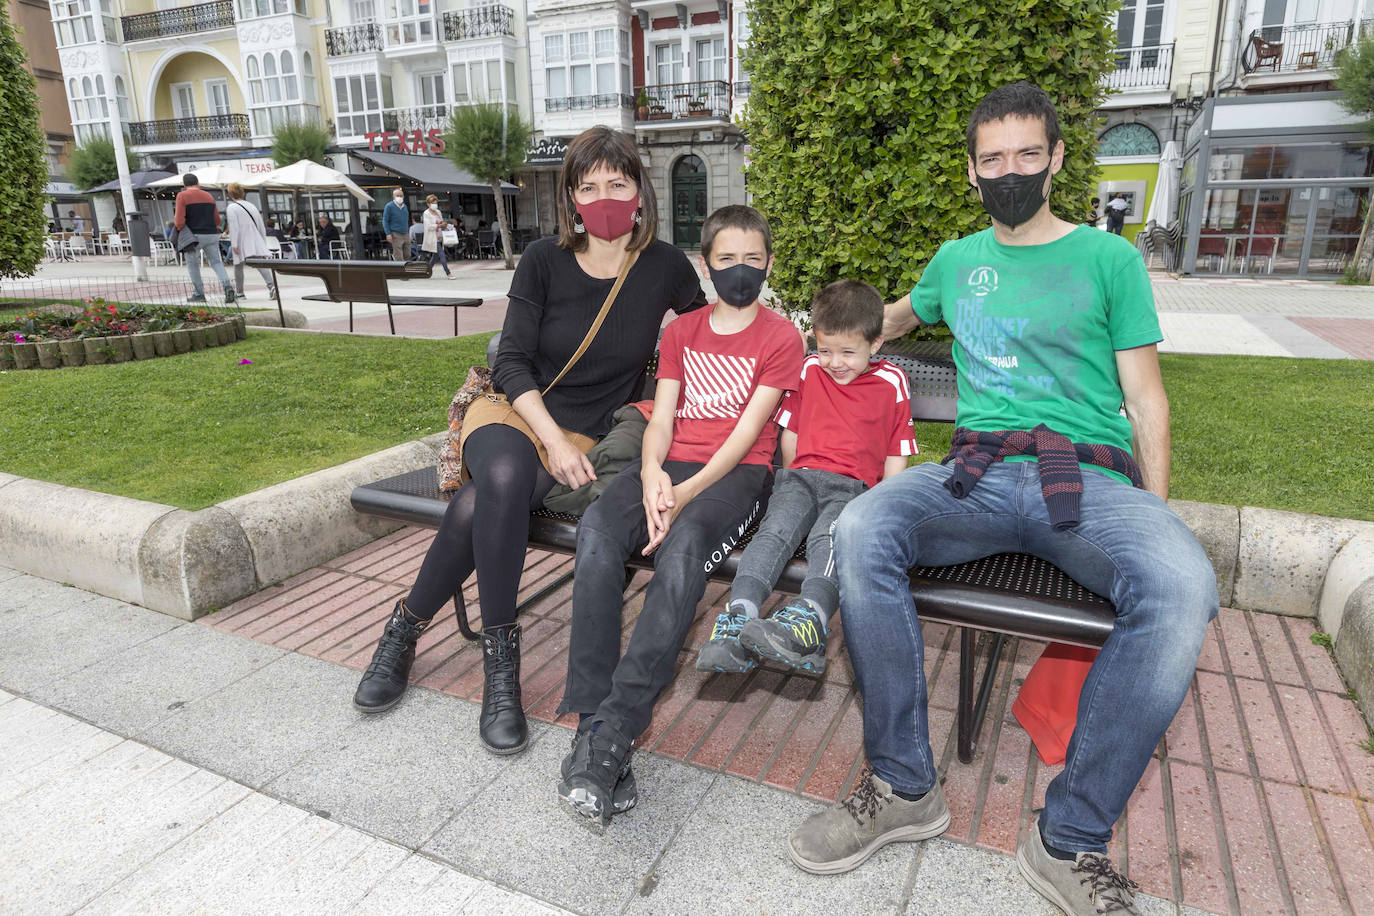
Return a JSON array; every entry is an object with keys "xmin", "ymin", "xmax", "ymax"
[
  {"xmin": 121, "ymin": 0, "xmax": 234, "ymax": 41},
  {"xmin": 734, "ymin": 80, "xmax": 751, "ymax": 97},
  {"xmin": 382, "ymin": 104, "xmax": 452, "ymax": 134},
  {"xmin": 635, "ymin": 81, "xmax": 730, "ymax": 122},
  {"xmin": 443, "ymin": 4, "xmax": 515, "ymax": 40},
  {"xmin": 1242, "ymin": 20, "xmax": 1359, "ymax": 75},
  {"xmin": 128, "ymin": 114, "xmax": 250, "ymax": 145},
  {"xmin": 325, "ymin": 22, "xmax": 384, "ymax": 56},
  {"xmin": 545, "ymin": 93, "xmax": 635, "ymax": 112},
  {"xmin": 1107, "ymin": 43, "xmax": 1173, "ymax": 92}
]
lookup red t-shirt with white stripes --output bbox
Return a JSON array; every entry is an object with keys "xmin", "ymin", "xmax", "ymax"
[
  {"xmin": 774, "ymin": 356, "xmax": 919, "ymax": 488},
  {"xmin": 656, "ymin": 306, "xmax": 805, "ymax": 466}
]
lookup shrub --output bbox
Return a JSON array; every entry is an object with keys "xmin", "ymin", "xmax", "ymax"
[
  {"xmin": 271, "ymin": 119, "xmax": 330, "ymax": 167},
  {"xmin": 741, "ymin": 0, "xmax": 1116, "ymax": 319},
  {"xmin": 0, "ymin": 4, "xmax": 49, "ymax": 279},
  {"xmin": 68, "ymin": 136, "xmax": 140, "ymax": 191}
]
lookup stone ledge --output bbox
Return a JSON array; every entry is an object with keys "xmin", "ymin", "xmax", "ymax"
[{"xmin": 242, "ymin": 308, "xmax": 309, "ymax": 329}]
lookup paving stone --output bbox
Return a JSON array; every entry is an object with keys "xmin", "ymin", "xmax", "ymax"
[
  {"xmin": 459, "ymin": 883, "xmax": 571, "ymax": 915},
  {"xmin": 627, "ymin": 775, "xmax": 914, "ymax": 916},
  {"xmin": 1262, "ymin": 781, "xmax": 1344, "ymax": 913},
  {"xmin": 346, "ymin": 854, "xmax": 474, "ymax": 914},
  {"xmin": 1215, "ymin": 769, "xmax": 1286, "ymax": 916},
  {"xmin": 905, "ymin": 839, "xmax": 1058, "ymax": 915},
  {"xmin": 1168, "ymin": 762, "xmax": 1230, "ymax": 915},
  {"xmin": 0, "ymin": 574, "xmax": 102, "ymax": 637},
  {"xmin": 34, "ymin": 623, "xmax": 284, "ymax": 736},
  {"xmin": 265, "ymin": 685, "xmax": 542, "ymax": 849},
  {"xmin": 423, "ymin": 729, "xmax": 716, "ymax": 914},
  {"xmin": 0, "ymin": 591, "xmax": 179, "ymax": 693},
  {"xmin": 135, "ymin": 652, "xmax": 370, "ymax": 788}
]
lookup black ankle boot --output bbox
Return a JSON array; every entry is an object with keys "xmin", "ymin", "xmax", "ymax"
[
  {"xmin": 353, "ymin": 600, "xmax": 428, "ymax": 713},
  {"xmin": 479, "ymin": 623, "xmax": 528, "ymax": 755}
]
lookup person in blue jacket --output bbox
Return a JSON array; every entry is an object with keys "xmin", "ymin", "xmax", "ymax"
[{"xmin": 382, "ymin": 188, "xmax": 411, "ymax": 261}]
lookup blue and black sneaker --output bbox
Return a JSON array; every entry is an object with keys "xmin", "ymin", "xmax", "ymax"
[
  {"xmin": 739, "ymin": 602, "xmax": 828, "ymax": 674},
  {"xmin": 695, "ymin": 608, "xmax": 756, "ymax": 673}
]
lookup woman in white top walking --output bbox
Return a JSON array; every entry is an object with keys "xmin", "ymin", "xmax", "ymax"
[
  {"xmin": 421, "ymin": 194, "xmax": 456, "ymax": 279},
  {"xmin": 226, "ymin": 183, "xmax": 276, "ymax": 298}
]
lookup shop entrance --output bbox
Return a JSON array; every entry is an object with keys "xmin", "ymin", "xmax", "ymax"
[{"xmin": 672, "ymin": 155, "xmax": 707, "ymax": 248}]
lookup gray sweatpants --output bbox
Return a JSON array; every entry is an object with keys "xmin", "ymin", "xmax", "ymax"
[{"xmin": 730, "ymin": 466, "xmax": 866, "ymax": 621}]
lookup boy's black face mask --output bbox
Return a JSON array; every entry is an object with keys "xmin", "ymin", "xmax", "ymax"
[
  {"xmin": 708, "ymin": 263, "xmax": 767, "ymax": 308},
  {"xmin": 975, "ymin": 166, "xmax": 1051, "ymax": 230}
]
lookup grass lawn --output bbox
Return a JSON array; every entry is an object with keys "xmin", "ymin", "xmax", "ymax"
[
  {"xmin": 911, "ymin": 353, "xmax": 1374, "ymax": 522},
  {"xmin": 2, "ymin": 339, "xmax": 1371, "ymax": 519},
  {"xmin": 1, "ymin": 329, "xmax": 490, "ymax": 510}
]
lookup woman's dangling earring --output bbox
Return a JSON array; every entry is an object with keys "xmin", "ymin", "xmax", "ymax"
[
  {"xmin": 573, "ymin": 212, "xmax": 586, "ymax": 234},
  {"xmin": 633, "ymin": 207, "xmax": 643, "ymax": 226}
]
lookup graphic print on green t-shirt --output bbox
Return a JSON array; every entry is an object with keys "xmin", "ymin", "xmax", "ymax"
[{"xmin": 910, "ymin": 225, "xmax": 1162, "ymax": 455}]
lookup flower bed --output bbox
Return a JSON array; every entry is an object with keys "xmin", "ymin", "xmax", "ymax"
[{"xmin": 0, "ymin": 300, "xmax": 245, "ymax": 370}]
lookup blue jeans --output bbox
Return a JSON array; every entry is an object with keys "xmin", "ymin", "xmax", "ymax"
[
  {"xmin": 834, "ymin": 460, "xmax": 1217, "ymax": 853},
  {"xmin": 185, "ymin": 233, "xmax": 231, "ymax": 297}
]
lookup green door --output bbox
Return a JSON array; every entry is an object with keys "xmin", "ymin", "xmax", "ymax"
[{"xmin": 672, "ymin": 155, "xmax": 707, "ymax": 248}]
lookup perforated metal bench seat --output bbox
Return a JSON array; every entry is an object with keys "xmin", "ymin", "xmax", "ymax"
[{"xmin": 350, "ymin": 467, "xmax": 1114, "ymax": 648}]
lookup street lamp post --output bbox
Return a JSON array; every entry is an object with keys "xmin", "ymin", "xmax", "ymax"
[{"xmin": 92, "ymin": 3, "xmax": 146, "ymax": 281}]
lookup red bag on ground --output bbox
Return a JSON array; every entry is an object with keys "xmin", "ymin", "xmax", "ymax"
[{"xmin": 1011, "ymin": 642, "xmax": 1100, "ymax": 766}]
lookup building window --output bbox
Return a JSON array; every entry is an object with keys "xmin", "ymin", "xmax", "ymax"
[
  {"xmin": 655, "ymin": 43, "xmax": 684, "ymax": 85},
  {"xmin": 544, "ymin": 28, "xmax": 629, "ymax": 104},
  {"xmin": 334, "ymin": 73, "xmax": 393, "ymax": 138},
  {"xmin": 385, "ymin": 0, "xmax": 435, "ymax": 46},
  {"xmin": 114, "ymin": 76, "xmax": 131, "ymax": 120},
  {"xmin": 695, "ymin": 38, "xmax": 726, "ymax": 82},
  {"xmin": 1097, "ymin": 123, "xmax": 1160, "ymax": 157},
  {"xmin": 51, "ymin": 0, "xmax": 115, "ymax": 47},
  {"xmin": 69, "ymin": 74, "xmax": 123, "ymax": 143},
  {"xmin": 205, "ymin": 79, "xmax": 232, "ymax": 116},
  {"xmin": 238, "ymin": 0, "xmax": 305, "ymax": 17},
  {"xmin": 454, "ymin": 58, "xmax": 510, "ymax": 103},
  {"xmin": 351, "ymin": 0, "xmax": 375, "ymax": 22},
  {"xmin": 249, "ymin": 50, "xmax": 323, "ymax": 135}
]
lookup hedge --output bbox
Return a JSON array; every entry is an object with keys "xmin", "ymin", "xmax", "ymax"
[{"xmin": 0, "ymin": 4, "xmax": 49, "ymax": 279}]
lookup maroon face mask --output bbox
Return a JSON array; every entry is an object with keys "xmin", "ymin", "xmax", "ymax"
[{"xmin": 577, "ymin": 196, "xmax": 639, "ymax": 240}]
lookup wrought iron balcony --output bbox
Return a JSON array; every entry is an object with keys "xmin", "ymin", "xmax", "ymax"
[
  {"xmin": 121, "ymin": 0, "xmax": 234, "ymax": 41},
  {"xmin": 734, "ymin": 80, "xmax": 751, "ymax": 97},
  {"xmin": 325, "ymin": 22, "xmax": 384, "ymax": 56},
  {"xmin": 128, "ymin": 114, "xmax": 250, "ymax": 146},
  {"xmin": 1106, "ymin": 43, "xmax": 1173, "ymax": 92},
  {"xmin": 1242, "ymin": 20, "xmax": 1359, "ymax": 75},
  {"xmin": 634, "ymin": 81, "xmax": 730, "ymax": 122},
  {"xmin": 443, "ymin": 5, "xmax": 515, "ymax": 41},
  {"xmin": 381, "ymin": 104, "xmax": 452, "ymax": 134},
  {"xmin": 545, "ymin": 93, "xmax": 635, "ymax": 112}
]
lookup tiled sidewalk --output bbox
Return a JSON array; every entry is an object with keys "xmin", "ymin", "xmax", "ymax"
[{"xmin": 206, "ymin": 527, "xmax": 1374, "ymax": 916}]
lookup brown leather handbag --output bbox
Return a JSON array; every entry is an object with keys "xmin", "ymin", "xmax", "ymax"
[{"xmin": 437, "ymin": 250, "xmax": 638, "ymax": 494}]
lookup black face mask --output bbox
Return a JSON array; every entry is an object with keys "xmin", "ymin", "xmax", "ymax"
[
  {"xmin": 975, "ymin": 166, "xmax": 1051, "ymax": 230},
  {"xmin": 708, "ymin": 263, "xmax": 767, "ymax": 308}
]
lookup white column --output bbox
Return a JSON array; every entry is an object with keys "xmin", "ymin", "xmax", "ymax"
[{"xmin": 93, "ymin": 7, "xmax": 146, "ymax": 281}]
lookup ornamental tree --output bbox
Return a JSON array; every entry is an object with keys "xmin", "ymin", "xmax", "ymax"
[
  {"xmin": 0, "ymin": 4, "xmax": 50, "ymax": 278},
  {"xmin": 68, "ymin": 136, "xmax": 140, "ymax": 191},
  {"xmin": 741, "ymin": 0, "xmax": 1116, "ymax": 317},
  {"xmin": 443, "ymin": 103, "xmax": 532, "ymax": 269}
]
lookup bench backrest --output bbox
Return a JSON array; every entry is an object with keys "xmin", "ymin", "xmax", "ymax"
[
  {"xmin": 483, "ymin": 331, "xmax": 959, "ymax": 424},
  {"xmin": 243, "ymin": 258, "xmax": 434, "ymax": 304}
]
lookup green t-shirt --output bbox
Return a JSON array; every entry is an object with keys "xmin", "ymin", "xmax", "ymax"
[{"xmin": 910, "ymin": 224, "xmax": 1162, "ymax": 469}]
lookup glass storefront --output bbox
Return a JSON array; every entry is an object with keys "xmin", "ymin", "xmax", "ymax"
[{"xmin": 1191, "ymin": 184, "xmax": 1367, "ymax": 276}]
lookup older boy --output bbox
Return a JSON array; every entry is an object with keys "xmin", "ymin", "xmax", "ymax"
[
  {"xmin": 557, "ymin": 205, "xmax": 803, "ymax": 827},
  {"xmin": 698, "ymin": 280, "xmax": 917, "ymax": 675}
]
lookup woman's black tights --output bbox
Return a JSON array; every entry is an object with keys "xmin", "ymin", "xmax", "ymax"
[{"xmin": 405, "ymin": 424, "xmax": 556, "ymax": 627}]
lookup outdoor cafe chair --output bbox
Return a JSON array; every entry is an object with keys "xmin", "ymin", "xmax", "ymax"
[
  {"xmin": 265, "ymin": 236, "xmax": 285, "ymax": 259},
  {"xmin": 476, "ymin": 230, "xmax": 497, "ymax": 258},
  {"xmin": 106, "ymin": 234, "xmax": 127, "ymax": 256}
]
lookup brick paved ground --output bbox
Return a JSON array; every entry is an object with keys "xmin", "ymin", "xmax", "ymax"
[{"xmin": 207, "ymin": 527, "xmax": 1374, "ymax": 916}]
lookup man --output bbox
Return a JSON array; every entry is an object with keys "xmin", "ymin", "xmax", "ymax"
[
  {"xmin": 317, "ymin": 215, "xmax": 341, "ymax": 259},
  {"xmin": 1105, "ymin": 192, "xmax": 1128, "ymax": 234},
  {"xmin": 68, "ymin": 210, "xmax": 85, "ymax": 234},
  {"xmin": 174, "ymin": 173, "xmax": 234, "ymax": 304},
  {"xmin": 383, "ymin": 188, "xmax": 410, "ymax": 261},
  {"xmin": 786, "ymin": 82, "xmax": 1217, "ymax": 916}
]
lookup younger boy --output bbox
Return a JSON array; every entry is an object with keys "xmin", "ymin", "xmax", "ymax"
[
  {"xmin": 698, "ymin": 280, "xmax": 918, "ymax": 675},
  {"xmin": 557, "ymin": 205, "xmax": 804, "ymax": 827}
]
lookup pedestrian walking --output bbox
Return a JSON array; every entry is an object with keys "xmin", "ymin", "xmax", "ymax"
[
  {"xmin": 383, "ymin": 188, "xmax": 410, "ymax": 261},
  {"xmin": 225, "ymin": 182, "xmax": 276, "ymax": 300},
  {"xmin": 174, "ymin": 174, "xmax": 234, "ymax": 304}
]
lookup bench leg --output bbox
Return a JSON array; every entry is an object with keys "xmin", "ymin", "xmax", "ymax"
[
  {"xmin": 452, "ymin": 568, "xmax": 575, "ymax": 642},
  {"xmin": 453, "ymin": 305, "xmax": 458, "ymax": 338},
  {"xmin": 349, "ymin": 302, "xmax": 354, "ymax": 333},
  {"xmin": 957, "ymin": 629, "xmax": 1008, "ymax": 764},
  {"xmin": 387, "ymin": 303, "xmax": 396, "ymax": 335}
]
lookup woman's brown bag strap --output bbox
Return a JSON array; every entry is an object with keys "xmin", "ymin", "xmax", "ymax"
[{"xmin": 541, "ymin": 249, "xmax": 639, "ymax": 395}]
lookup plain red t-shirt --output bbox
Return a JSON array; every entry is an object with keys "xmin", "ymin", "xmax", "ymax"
[
  {"xmin": 656, "ymin": 306, "xmax": 804, "ymax": 466},
  {"xmin": 774, "ymin": 356, "xmax": 919, "ymax": 488}
]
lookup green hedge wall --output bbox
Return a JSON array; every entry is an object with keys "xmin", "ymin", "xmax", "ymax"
[
  {"xmin": 0, "ymin": 4, "xmax": 49, "ymax": 279},
  {"xmin": 741, "ymin": 0, "xmax": 1116, "ymax": 316}
]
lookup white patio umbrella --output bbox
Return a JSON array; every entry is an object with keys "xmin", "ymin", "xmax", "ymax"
[
  {"xmin": 147, "ymin": 165, "xmax": 254, "ymax": 189},
  {"xmin": 251, "ymin": 159, "xmax": 372, "ymax": 256},
  {"xmin": 1145, "ymin": 140, "xmax": 1182, "ymax": 228}
]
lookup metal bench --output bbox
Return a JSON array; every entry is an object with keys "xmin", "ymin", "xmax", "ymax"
[
  {"xmin": 244, "ymin": 258, "xmax": 483, "ymax": 336},
  {"xmin": 349, "ymin": 337, "xmax": 1116, "ymax": 763}
]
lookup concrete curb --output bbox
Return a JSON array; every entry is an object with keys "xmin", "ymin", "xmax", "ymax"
[
  {"xmin": 0, "ymin": 438, "xmax": 443, "ymax": 620},
  {"xmin": 242, "ymin": 308, "xmax": 309, "ymax": 329}
]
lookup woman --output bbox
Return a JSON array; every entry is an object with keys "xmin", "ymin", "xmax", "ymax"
[
  {"xmin": 353, "ymin": 126, "xmax": 706, "ymax": 755},
  {"xmin": 317, "ymin": 216, "xmax": 341, "ymax": 259},
  {"xmin": 224, "ymin": 183, "xmax": 275, "ymax": 299},
  {"xmin": 421, "ymin": 195, "xmax": 456, "ymax": 278}
]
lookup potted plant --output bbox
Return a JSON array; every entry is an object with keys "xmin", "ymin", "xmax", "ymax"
[
  {"xmin": 687, "ymin": 93, "xmax": 710, "ymax": 116},
  {"xmin": 635, "ymin": 89, "xmax": 651, "ymax": 121}
]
